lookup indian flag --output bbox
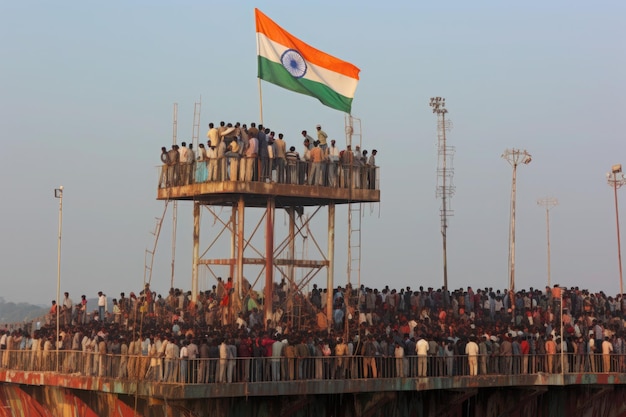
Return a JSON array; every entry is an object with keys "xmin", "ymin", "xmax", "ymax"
[{"xmin": 255, "ymin": 8, "xmax": 360, "ymax": 114}]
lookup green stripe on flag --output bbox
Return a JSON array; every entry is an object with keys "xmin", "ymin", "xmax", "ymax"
[{"xmin": 258, "ymin": 56, "xmax": 353, "ymax": 114}]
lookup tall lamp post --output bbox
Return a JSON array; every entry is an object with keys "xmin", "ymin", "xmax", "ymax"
[
  {"xmin": 537, "ymin": 197, "xmax": 558, "ymax": 287},
  {"xmin": 502, "ymin": 149, "xmax": 531, "ymax": 306},
  {"xmin": 607, "ymin": 164, "xmax": 626, "ymax": 299},
  {"xmin": 54, "ymin": 186, "xmax": 64, "ymax": 372},
  {"xmin": 430, "ymin": 97, "xmax": 455, "ymax": 293}
]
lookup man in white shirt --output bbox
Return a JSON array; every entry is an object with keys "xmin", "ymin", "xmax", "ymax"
[
  {"xmin": 63, "ymin": 292, "xmax": 73, "ymax": 326},
  {"xmin": 274, "ymin": 133, "xmax": 287, "ymax": 183},
  {"xmin": 415, "ymin": 335, "xmax": 429, "ymax": 377},
  {"xmin": 206, "ymin": 142, "xmax": 218, "ymax": 181},
  {"xmin": 465, "ymin": 336, "xmax": 480, "ymax": 375},
  {"xmin": 164, "ymin": 338, "xmax": 176, "ymax": 382},
  {"xmin": 0, "ymin": 331, "xmax": 7, "ymax": 367},
  {"xmin": 97, "ymin": 292, "xmax": 107, "ymax": 322},
  {"xmin": 187, "ymin": 339, "xmax": 199, "ymax": 382},
  {"xmin": 602, "ymin": 337, "xmax": 613, "ymax": 372},
  {"xmin": 327, "ymin": 139, "xmax": 340, "ymax": 187},
  {"xmin": 244, "ymin": 136, "xmax": 258, "ymax": 182},
  {"xmin": 206, "ymin": 123, "xmax": 219, "ymax": 149},
  {"xmin": 180, "ymin": 340, "xmax": 190, "ymax": 382},
  {"xmin": 178, "ymin": 142, "xmax": 190, "ymax": 185},
  {"xmin": 217, "ymin": 339, "xmax": 228, "ymax": 383}
]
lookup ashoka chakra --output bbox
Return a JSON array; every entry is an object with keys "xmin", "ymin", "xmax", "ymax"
[{"xmin": 281, "ymin": 49, "xmax": 307, "ymax": 78}]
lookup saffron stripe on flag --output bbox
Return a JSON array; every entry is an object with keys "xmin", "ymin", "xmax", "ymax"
[{"xmin": 255, "ymin": 8, "xmax": 360, "ymax": 80}]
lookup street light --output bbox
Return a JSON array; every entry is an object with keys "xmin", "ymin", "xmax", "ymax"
[
  {"xmin": 502, "ymin": 149, "xmax": 531, "ymax": 308},
  {"xmin": 54, "ymin": 185, "xmax": 63, "ymax": 372},
  {"xmin": 537, "ymin": 197, "xmax": 558, "ymax": 287},
  {"xmin": 607, "ymin": 164, "xmax": 626, "ymax": 300}
]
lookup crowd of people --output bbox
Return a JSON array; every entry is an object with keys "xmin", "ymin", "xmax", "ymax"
[
  {"xmin": 2, "ymin": 282, "xmax": 626, "ymax": 384},
  {"xmin": 159, "ymin": 121, "xmax": 378, "ymax": 189}
]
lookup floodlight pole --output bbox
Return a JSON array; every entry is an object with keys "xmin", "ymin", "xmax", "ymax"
[
  {"xmin": 54, "ymin": 186, "xmax": 64, "ymax": 372},
  {"xmin": 430, "ymin": 97, "xmax": 455, "ymax": 293},
  {"xmin": 537, "ymin": 197, "xmax": 558, "ymax": 288},
  {"xmin": 608, "ymin": 164, "xmax": 626, "ymax": 299},
  {"xmin": 502, "ymin": 149, "xmax": 531, "ymax": 309}
]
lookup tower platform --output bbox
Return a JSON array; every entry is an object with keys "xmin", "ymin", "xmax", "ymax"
[{"xmin": 156, "ymin": 161, "xmax": 380, "ymax": 206}]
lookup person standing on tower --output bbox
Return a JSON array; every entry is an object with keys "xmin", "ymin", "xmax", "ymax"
[
  {"xmin": 309, "ymin": 141, "xmax": 323, "ymax": 186},
  {"xmin": 258, "ymin": 126, "xmax": 269, "ymax": 181},
  {"xmin": 367, "ymin": 149, "xmax": 378, "ymax": 189},
  {"xmin": 244, "ymin": 134, "xmax": 258, "ymax": 182},
  {"xmin": 178, "ymin": 142, "xmax": 190, "ymax": 185},
  {"xmin": 97, "ymin": 291, "xmax": 107, "ymax": 322},
  {"xmin": 62, "ymin": 292, "xmax": 73, "ymax": 326},
  {"xmin": 316, "ymin": 124, "xmax": 328, "ymax": 151},
  {"xmin": 167, "ymin": 144, "xmax": 179, "ymax": 185},
  {"xmin": 327, "ymin": 139, "xmax": 340, "ymax": 187},
  {"xmin": 159, "ymin": 147, "xmax": 169, "ymax": 187},
  {"xmin": 274, "ymin": 133, "xmax": 287, "ymax": 183},
  {"xmin": 285, "ymin": 146, "xmax": 300, "ymax": 184},
  {"xmin": 207, "ymin": 123, "xmax": 219, "ymax": 148},
  {"xmin": 216, "ymin": 121, "xmax": 227, "ymax": 147}
]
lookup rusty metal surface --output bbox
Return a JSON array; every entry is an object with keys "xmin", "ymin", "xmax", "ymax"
[
  {"xmin": 0, "ymin": 383, "xmax": 141, "ymax": 417},
  {"xmin": 156, "ymin": 181, "xmax": 380, "ymax": 207},
  {"xmin": 0, "ymin": 384, "xmax": 53, "ymax": 417},
  {"xmin": 4, "ymin": 370, "xmax": 626, "ymax": 400},
  {"xmin": 0, "ymin": 370, "xmax": 626, "ymax": 399},
  {"xmin": 3, "ymin": 376, "xmax": 626, "ymax": 417},
  {"xmin": 0, "ymin": 370, "xmax": 147, "ymax": 397}
]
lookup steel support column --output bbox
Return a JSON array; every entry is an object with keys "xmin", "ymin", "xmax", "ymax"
[
  {"xmin": 264, "ymin": 197, "xmax": 275, "ymax": 326},
  {"xmin": 192, "ymin": 201, "xmax": 200, "ymax": 302},
  {"xmin": 288, "ymin": 207, "xmax": 296, "ymax": 293},
  {"xmin": 230, "ymin": 203, "xmax": 236, "ymax": 280},
  {"xmin": 327, "ymin": 203, "xmax": 335, "ymax": 329},
  {"xmin": 237, "ymin": 196, "xmax": 245, "ymax": 300}
]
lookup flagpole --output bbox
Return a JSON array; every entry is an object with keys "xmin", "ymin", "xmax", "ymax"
[{"xmin": 258, "ymin": 78, "xmax": 264, "ymax": 125}]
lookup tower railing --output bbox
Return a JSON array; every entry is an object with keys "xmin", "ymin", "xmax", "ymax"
[{"xmin": 158, "ymin": 157, "xmax": 380, "ymax": 191}]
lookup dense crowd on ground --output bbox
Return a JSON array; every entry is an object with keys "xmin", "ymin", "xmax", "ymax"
[
  {"xmin": 1, "ymin": 281, "xmax": 625, "ymax": 383},
  {"xmin": 159, "ymin": 121, "xmax": 378, "ymax": 189}
]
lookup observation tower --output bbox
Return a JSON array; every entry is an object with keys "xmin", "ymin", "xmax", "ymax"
[{"xmin": 156, "ymin": 129, "xmax": 380, "ymax": 326}]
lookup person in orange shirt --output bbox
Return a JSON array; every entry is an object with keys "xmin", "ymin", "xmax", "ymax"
[
  {"xmin": 551, "ymin": 284, "xmax": 562, "ymax": 313},
  {"xmin": 48, "ymin": 300, "xmax": 58, "ymax": 326},
  {"xmin": 545, "ymin": 334, "xmax": 557, "ymax": 373},
  {"xmin": 438, "ymin": 308, "xmax": 447, "ymax": 324},
  {"xmin": 308, "ymin": 141, "xmax": 324, "ymax": 185},
  {"xmin": 220, "ymin": 277, "xmax": 234, "ymax": 325},
  {"xmin": 316, "ymin": 308, "xmax": 328, "ymax": 332}
]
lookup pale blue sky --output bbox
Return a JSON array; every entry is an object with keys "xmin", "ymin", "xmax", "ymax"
[{"xmin": 1, "ymin": 1, "xmax": 624, "ymax": 305}]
